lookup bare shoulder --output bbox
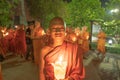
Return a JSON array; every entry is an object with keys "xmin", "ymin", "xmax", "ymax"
[{"xmin": 41, "ymin": 46, "xmax": 52, "ymax": 56}]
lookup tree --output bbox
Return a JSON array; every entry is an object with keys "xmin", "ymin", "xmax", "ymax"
[
  {"xmin": 26, "ymin": 0, "xmax": 105, "ymax": 30},
  {"xmin": 103, "ymin": 0, "xmax": 120, "ymax": 36},
  {"xmin": 65, "ymin": 0, "xmax": 105, "ymax": 29},
  {"xmin": 64, "ymin": 0, "xmax": 104, "ymax": 27},
  {"xmin": 26, "ymin": 0, "xmax": 67, "ymax": 29},
  {"xmin": 0, "ymin": 0, "xmax": 19, "ymax": 26}
]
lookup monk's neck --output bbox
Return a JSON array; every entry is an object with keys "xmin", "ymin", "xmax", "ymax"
[{"xmin": 53, "ymin": 40, "xmax": 64, "ymax": 47}]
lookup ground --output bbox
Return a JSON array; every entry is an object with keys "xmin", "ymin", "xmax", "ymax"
[
  {"xmin": 1, "ymin": 55, "xmax": 39, "ymax": 80},
  {"xmin": 1, "ymin": 52, "xmax": 120, "ymax": 80}
]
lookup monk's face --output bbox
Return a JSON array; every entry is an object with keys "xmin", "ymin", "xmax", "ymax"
[{"xmin": 50, "ymin": 24, "xmax": 65, "ymax": 42}]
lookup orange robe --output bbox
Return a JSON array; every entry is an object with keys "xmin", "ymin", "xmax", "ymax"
[
  {"xmin": 97, "ymin": 31, "xmax": 106, "ymax": 54},
  {"xmin": 40, "ymin": 41, "xmax": 85, "ymax": 80},
  {"xmin": 0, "ymin": 64, "xmax": 2, "ymax": 80},
  {"xmin": 81, "ymin": 31, "xmax": 90, "ymax": 53},
  {"xmin": 14, "ymin": 29, "xmax": 26, "ymax": 55},
  {"xmin": 0, "ymin": 38, "xmax": 6, "ymax": 57},
  {"xmin": 32, "ymin": 27, "xmax": 44, "ymax": 65}
]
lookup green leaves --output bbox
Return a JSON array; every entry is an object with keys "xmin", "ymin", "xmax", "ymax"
[
  {"xmin": 0, "ymin": 0, "xmax": 19, "ymax": 26},
  {"xmin": 65, "ymin": 0, "xmax": 105, "ymax": 28},
  {"xmin": 27, "ymin": 0, "xmax": 67, "ymax": 29}
]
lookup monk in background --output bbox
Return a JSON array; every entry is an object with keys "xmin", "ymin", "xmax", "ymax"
[
  {"xmin": 0, "ymin": 64, "xmax": 2, "ymax": 80},
  {"xmin": 31, "ymin": 21, "xmax": 44, "ymax": 65},
  {"xmin": 97, "ymin": 29, "xmax": 106, "ymax": 55},
  {"xmin": 39, "ymin": 17, "xmax": 85, "ymax": 80},
  {"xmin": 14, "ymin": 24, "xmax": 27, "ymax": 58},
  {"xmin": 81, "ymin": 26, "xmax": 90, "ymax": 58}
]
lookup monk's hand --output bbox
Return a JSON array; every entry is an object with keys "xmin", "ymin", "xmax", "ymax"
[{"xmin": 60, "ymin": 77, "xmax": 72, "ymax": 80}]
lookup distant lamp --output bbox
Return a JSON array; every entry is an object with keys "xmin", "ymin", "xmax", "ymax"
[
  {"xmin": 108, "ymin": 39, "xmax": 113, "ymax": 45},
  {"xmin": 110, "ymin": 9, "xmax": 119, "ymax": 13}
]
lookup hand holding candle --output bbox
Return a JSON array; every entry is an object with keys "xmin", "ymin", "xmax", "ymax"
[{"xmin": 52, "ymin": 55, "xmax": 67, "ymax": 80}]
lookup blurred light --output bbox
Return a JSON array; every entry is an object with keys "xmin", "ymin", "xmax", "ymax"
[
  {"xmin": 108, "ymin": 39, "xmax": 113, "ymax": 45},
  {"xmin": 15, "ymin": 25, "xmax": 18, "ymax": 28},
  {"xmin": 110, "ymin": 9, "xmax": 119, "ymax": 13}
]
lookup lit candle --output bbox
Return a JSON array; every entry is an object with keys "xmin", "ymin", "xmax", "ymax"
[
  {"xmin": 52, "ymin": 55, "xmax": 67, "ymax": 80},
  {"xmin": 3, "ymin": 32, "xmax": 9, "ymax": 37},
  {"xmin": 1, "ymin": 30, "xmax": 5, "ymax": 33},
  {"xmin": 86, "ymin": 35, "xmax": 89, "ymax": 40},
  {"xmin": 76, "ymin": 32, "xmax": 79, "ymax": 36},
  {"xmin": 72, "ymin": 37, "xmax": 77, "ymax": 42},
  {"xmin": 42, "ymin": 30, "xmax": 45, "ymax": 35}
]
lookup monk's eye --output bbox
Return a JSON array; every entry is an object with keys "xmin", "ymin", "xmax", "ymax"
[{"xmin": 51, "ymin": 28, "xmax": 65, "ymax": 32}]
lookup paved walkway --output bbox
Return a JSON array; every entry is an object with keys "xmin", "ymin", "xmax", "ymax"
[
  {"xmin": 1, "ymin": 52, "xmax": 120, "ymax": 80},
  {"xmin": 1, "ymin": 55, "xmax": 39, "ymax": 80}
]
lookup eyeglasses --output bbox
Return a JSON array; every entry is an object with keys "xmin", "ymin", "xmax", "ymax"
[{"xmin": 51, "ymin": 28, "xmax": 65, "ymax": 32}]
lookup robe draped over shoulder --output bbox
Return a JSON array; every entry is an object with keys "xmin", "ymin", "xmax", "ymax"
[{"xmin": 44, "ymin": 41, "xmax": 85, "ymax": 80}]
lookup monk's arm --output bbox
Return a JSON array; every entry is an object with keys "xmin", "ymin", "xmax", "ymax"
[{"xmin": 68, "ymin": 47, "xmax": 85, "ymax": 80}]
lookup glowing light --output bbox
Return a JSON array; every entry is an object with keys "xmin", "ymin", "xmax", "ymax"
[
  {"xmin": 3, "ymin": 32, "xmax": 9, "ymax": 37},
  {"xmin": 76, "ymin": 33, "xmax": 79, "ymax": 36},
  {"xmin": 72, "ymin": 37, "xmax": 77, "ymax": 42},
  {"xmin": 52, "ymin": 55, "xmax": 67, "ymax": 80},
  {"xmin": 86, "ymin": 35, "xmax": 89, "ymax": 39},
  {"xmin": 1, "ymin": 30, "xmax": 5, "ymax": 33},
  {"xmin": 15, "ymin": 25, "xmax": 18, "ymax": 28},
  {"xmin": 110, "ymin": 9, "xmax": 119, "ymax": 13},
  {"xmin": 42, "ymin": 30, "xmax": 45, "ymax": 35}
]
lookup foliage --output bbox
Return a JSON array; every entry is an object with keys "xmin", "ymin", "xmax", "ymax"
[
  {"xmin": 27, "ymin": 0, "xmax": 67, "ymax": 29},
  {"xmin": 0, "ymin": 0, "xmax": 19, "ymax": 27},
  {"xmin": 65, "ymin": 0, "xmax": 105, "ymax": 29},
  {"xmin": 27, "ymin": 0, "xmax": 105, "ymax": 30},
  {"xmin": 105, "ymin": 0, "xmax": 120, "ymax": 21},
  {"xmin": 102, "ymin": 0, "xmax": 120, "ymax": 37}
]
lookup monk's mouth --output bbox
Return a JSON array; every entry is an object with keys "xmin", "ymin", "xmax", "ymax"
[{"xmin": 55, "ymin": 33, "xmax": 62, "ymax": 37}]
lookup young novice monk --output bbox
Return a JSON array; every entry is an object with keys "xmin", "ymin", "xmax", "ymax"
[{"xmin": 39, "ymin": 17, "xmax": 85, "ymax": 80}]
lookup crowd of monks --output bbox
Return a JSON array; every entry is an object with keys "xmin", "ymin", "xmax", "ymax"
[{"xmin": 0, "ymin": 20, "xmax": 106, "ymax": 80}]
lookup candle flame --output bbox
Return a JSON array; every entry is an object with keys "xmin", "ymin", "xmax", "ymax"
[
  {"xmin": 52, "ymin": 55, "xmax": 67, "ymax": 80},
  {"xmin": 76, "ymin": 33, "xmax": 79, "ymax": 36},
  {"xmin": 73, "ymin": 37, "xmax": 77, "ymax": 42},
  {"xmin": 86, "ymin": 35, "xmax": 89, "ymax": 39},
  {"xmin": 1, "ymin": 30, "xmax": 5, "ymax": 33},
  {"xmin": 42, "ymin": 30, "xmax": 45, "ymax": 35}
]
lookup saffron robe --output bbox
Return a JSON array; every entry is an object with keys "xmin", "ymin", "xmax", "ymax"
[
  {"xmin": 81, "ymin": 31, "xmax": 90, "ymax": 53},
  {"xmin": 43, "ymin": 41, "xmax": 85, "ymax": 80},
  {"xmin": 97, "ymin": 31, "xmax": 106, "ymax": 54},
  {"xmin": 32, "ymin": 27, "xmax": 44, "ymax": 65},
  {"xmin": 0, "ymin": 64, "xmax": 2, "ymax": 80},
  {"xmin": 14, "ymin": 29, "xmax": 26, "ymax": 55}
]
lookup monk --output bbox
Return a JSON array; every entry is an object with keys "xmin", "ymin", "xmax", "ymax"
[
  {"xmin": 97, "ymin": 29, "xmax": 106, "ymax": 55},
  {"xmin": 39, "ymin": 17, "xmax": 85, "ymax": 80},
  {"xmin": 0, "ymin": 30, "xmax": 6, "ymax": 58},
  {"xmin": 81, "ymin": 26, "xmax": 90, "ymax": 53},
  {"xmin": 14, "ymin": 24, "xmax": 26, "ymax": 57},
  {"xmin": 75, "ymin": 27, "xmax": 83, "ymax": 45},
  {"xmin": 31, "ymin": 21, "xmax": 44, "ymax": 65},
  {"xmin": 0, "ymin": 63, "xmax": 2, "ymax": 80}
]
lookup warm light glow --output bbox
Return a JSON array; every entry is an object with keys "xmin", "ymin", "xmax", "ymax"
[
  {"xmin": 76, "ymin": 33, "xmax": 79, "ymax": 36},
  {"xmin": 42, "ymin": 30, "xmax": 45, "ymax": 35},
  {"xmin": 15, "ymin": 25, "xmax": 18, "ymax": 28},
  {"xmin": 3, "ymin": 32, "xmax": 9, "ymax": 37},
  {"xmin": 72, "ymin": 37, "xmax": 77, "ymax": 42},
  {"xmin": 1, "ymin": 30, "xmax": 5, "ymax": 33},
  {"xmin": 110, "ymin": 9, "xmax": 119, "ymax": 13},
  {"xmin": 86, "ymin": 35, "xmax": 89, "ymax": 39},
  {"xmin": 52, "ymin": 55, "xmax": 67, "ymax": 80}
]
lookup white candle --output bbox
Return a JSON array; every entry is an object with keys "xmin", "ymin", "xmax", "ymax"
[{"xmin": 52, "ymin": 55, "xmax": 67, "ymax": 80}]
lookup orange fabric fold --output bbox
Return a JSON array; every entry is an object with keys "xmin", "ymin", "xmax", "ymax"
[{"xmin": 44, "ymin": 41, "xmax": 85, "ymax": 80}]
